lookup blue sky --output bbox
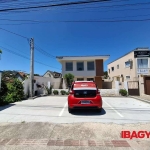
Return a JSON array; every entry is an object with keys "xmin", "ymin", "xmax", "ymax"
[{"xmin": 0, "ymin": 0, "xmax": 150, "ymax": 75}]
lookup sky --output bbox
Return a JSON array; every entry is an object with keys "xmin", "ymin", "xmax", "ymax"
[{"xmin": 0, "ymin": 0, "xmax": 150, "ymax": 75}]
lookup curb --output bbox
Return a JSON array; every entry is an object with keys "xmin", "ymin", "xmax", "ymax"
[{"xmin": 129, "ymin": 96, "xmax": 150, "ymax": 104}]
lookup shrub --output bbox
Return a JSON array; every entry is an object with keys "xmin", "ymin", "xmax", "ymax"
[
  {"xmin": 46, "ymin": 85, "xmax": 53, "ymax": 95},
  {"xmin": 0, "ymin": 80, "xmax": 8, "ymax": 105},
  {"xmin": 66, "ymin": 91, "xmax": 69, "ymax": 95},
  {"xmin": 119, "ymin": 89, "xmax": 128, "ymax": 96},
  {"xmin": 4, "ymin": 79, "xmax": 24, "ymax": 103},
  {"xmin": 60, "ymin": 90, "xmax": 66, "ymax": 95},
  {"xmin": 53, "ymin": 90, "xmax": 59, "ymax": 95}
]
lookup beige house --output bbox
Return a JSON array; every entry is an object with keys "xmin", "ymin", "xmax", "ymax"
[
  {"xmin": 56, "ymin": 55, "xmax": 110, "ymax": 89},
  {"xmin": 108, "ymin": 47, "xmax": 150, "ymax": 95}
]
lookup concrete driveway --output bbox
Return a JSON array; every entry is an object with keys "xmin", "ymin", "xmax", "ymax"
[{"xmin": 0, "ymin": 96, "xmax": 150, "ymax": 124}]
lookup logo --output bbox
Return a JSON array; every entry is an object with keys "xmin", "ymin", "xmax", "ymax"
[{"xmin": 121, "ymin": 131, "xmax": 150, "ymax": 139}]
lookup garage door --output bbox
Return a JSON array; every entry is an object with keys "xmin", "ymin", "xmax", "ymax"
[{"xmin": 145, "ymin": 77, "xmax": 150, "ymax": 95}]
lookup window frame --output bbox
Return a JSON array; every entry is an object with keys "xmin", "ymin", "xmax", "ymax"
[
  {"xmin": 87, "ymin": 61, "xmax": 95, "ymax": 71},
  {"xmin": 77, "ymin": 78, "xmax": 84, "ymax": 81},
  {"xmin": 137, "ymin": 58, "xmax": 149, "ymax": 69},
  {"xmin": 126, "ymin": 76, "xmax": 130, "ymax": 80},
  {"xmin": 125, "ymin": 61, "xmax": 131, "ymax": 68},
  {"xmin": 117, "ymin": 64, "xmax": 119, "ymax": 69},
  {"xmin": 65, "ymin": 62, "xmax": 73, "ymax": 71},
  {"xmin": 111, "ymin": 67, "xmax": 114, "ymax": 71},
  {"xmin": 77, "ymin": 62, "xmax": 84, "ymax": 71}
]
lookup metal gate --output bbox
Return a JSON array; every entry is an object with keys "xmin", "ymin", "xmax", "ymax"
[
  {"xmin": 144, "ymin": 77, "xmax": 150, "ymax": 95},
  {"xmin": 128, "ymin": 81, "xmax": 140, "ymax": 96}
]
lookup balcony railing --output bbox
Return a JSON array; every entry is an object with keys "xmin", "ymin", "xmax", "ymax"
[{"xmin": 137, "ymin": 68, "xmax": 150, "ymax": 74}]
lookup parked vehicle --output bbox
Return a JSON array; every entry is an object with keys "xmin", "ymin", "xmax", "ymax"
[{"xmin": 68, "ymin": 81, "xmax": 102, "ymax": 113}]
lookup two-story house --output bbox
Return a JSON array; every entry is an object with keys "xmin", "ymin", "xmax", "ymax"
[
  {"xmin": 108, "ymin": 47, "xmax": 150, "ymax": 95},
  {"xmin": 56, "ymin": 55, "xmax": 110, "ymax": 88}
]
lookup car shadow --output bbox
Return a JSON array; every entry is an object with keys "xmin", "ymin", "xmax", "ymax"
[
  {"xmin": 0, "ymin": 104, "xmax": 15, "ymax": 111},
  {"xmin": 71, "ymin": 108, "xmax": 106, "ymax": 116}
]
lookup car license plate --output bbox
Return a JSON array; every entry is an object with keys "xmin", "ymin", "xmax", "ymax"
[{"xmin": 81, "ymin": 100, "xmax": 90, "ymax": 104}]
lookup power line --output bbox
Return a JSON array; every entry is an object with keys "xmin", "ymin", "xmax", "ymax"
[
  {"xmin": 35, "ymin": 44, "xmax": 56, "ymax": 59},
  {"xmin": 2, "ymin": 13, "xmax": 150, "ymax": 23},
  {"xmin": 2, "ymin": 18, "xmax": 150, "ymax": 25},
  {"xmin": 0, "ymin": 45, "xmax": 60, "ymax": 70},
  {"xmin": 0, "ymin": 27, "xmax": 29, "ymax": 39},
  {"xmin": 0, "ymin": 0, "xmax": 110, "ymax": 12}
]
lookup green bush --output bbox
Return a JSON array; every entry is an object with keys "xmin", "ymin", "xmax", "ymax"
[
  {"xmin": 60, "ymin": 90, "xmax": 66, "ymax": 95},
  {"xmin": 66, "ymin": 91, "xmax": 69, "ymax": 95},
  {"xmin": 4, "ymin": 79, "xmax": 24, "ymax": 104},
  {"xmin": 0, "ymin": 80, "xmax": 8, "ymax": 105},
  {"xmin": 53, "ymin": 90, "xmax": 59, "ymax": 95},
  {"xmin": 119, "ymin": 89, "xmax": 128, "ymax": 96},
  {"xmin": 46, "ymin": 85, "xmax": 53, "ymax": 95}
]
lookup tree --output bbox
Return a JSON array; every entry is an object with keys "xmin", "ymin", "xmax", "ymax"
[
  {"xmin": 0, "ymin": 80, "xmax": 8, "ymax": 105},
  {"xmin": 0, "ymin": 49, "xmax": 2, "ymax": 60},
  {"xmin": 64, "ymin": 73, "xmax": 74, "ymax": 88},
  {"xmin": 104, "ymin": 71, "xmax": 108, "ymax": 79}
]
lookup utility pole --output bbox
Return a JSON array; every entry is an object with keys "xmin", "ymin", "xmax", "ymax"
[{"xmin": 30, "ymin": 38, "xmax": 34, "ymax": 98}]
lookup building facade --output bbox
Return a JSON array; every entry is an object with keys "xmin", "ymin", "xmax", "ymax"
[
  {"xmin": 56, "ymin": 55, "xmax": 110, "ymax": 88},
  {"xmin": 108, "ymin": 47, "xmax": 150, "ymax": 95}
]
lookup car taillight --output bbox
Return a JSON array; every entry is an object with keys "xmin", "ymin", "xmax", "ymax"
[
  {"xmin": 97, "ymin": 90, "xmax": 100, "ymax": 95},
  {"xmin": 70, "ymin": 90, "xmax": 74, "ymax": 95}
]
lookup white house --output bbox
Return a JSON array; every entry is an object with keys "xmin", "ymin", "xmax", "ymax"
[{"xmin": 56, "ymin": 55, "xmax": 110, "ymax": 88}]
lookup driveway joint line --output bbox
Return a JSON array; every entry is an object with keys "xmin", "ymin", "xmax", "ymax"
[{"xmin": 103, "ymin": 99, "xmax": 124, "ymax": 117}]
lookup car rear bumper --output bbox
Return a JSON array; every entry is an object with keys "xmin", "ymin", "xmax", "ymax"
[{"xmin": 68, "ymin": 95, "xmax": 102, "ymax": 109}]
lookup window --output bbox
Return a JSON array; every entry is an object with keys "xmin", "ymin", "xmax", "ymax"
[
  {"xmin": 87, "ymin": 78, "xmax": 94, "ymax": 81},
  {"xmin": 126, "ymin": 76, "xmax": 130, "ymax": 79},
  {"xmin": 66, "ymin": 62, "xmax": 73, "ymax": 71},
  {"xmin": 87, "ymin": 61, "xmax": 94, "ymax": 70},
  {"xmin": 108, "ymin": 69, "xmax": 110, "ymax": 73},
  {"xmin": 111, "ymin": 67, "xmax": 114, "ymax": 71},
  {"xmin": 137, "ymin": 59, "xmax": 148, "ymax": 68},
  {"xmin": 125, "ymin": 61, "xmax": 130, "ymax": 68},
  {"xmin": 77, "ymin": 78, "xmax": 84, "ymax": 81},
  {"xmin": 117, "ymin": 65, "xmax": 119, "ymax": 69},
  {"xmin": 77, "ymin": 62, "xmax": 84, "ymax": 71}
]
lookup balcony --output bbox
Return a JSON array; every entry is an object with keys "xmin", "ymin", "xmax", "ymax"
[{"xmin": 137, "ymin": 68, "xmax": 150, "ymax": 75}]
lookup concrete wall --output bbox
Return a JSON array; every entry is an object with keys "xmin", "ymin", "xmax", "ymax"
[
  {"xmin": 52, "ymin": 89, "xmax": 119, "ymax": 96},
  {"xmin": 23, "ymin": 76, "xmax": 62, "ymax": 96}
]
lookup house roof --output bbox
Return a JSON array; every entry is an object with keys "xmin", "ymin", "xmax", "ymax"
[
  {"xmin": 56, "ymin": 55, "xmax": 110, "ymax": 62},
  {"xmin": 108, "ymin": 47, "xmax": 150, "ymax": 65},
  {"xmin": 43, "ymin": 70, "xmax": 61, "ymax": 77}
]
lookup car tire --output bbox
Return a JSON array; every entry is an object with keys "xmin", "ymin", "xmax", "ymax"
[
  {"xmin": 97, "ymin": 108, "xmax": 102, "ymax": 113},
  {"xmin": 68, "ymin": 107, "xmax": 73, "ymax": 113}
]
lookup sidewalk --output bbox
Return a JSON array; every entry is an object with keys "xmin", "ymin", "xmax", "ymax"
[
  {"xmin": 0, "ymin": 122, "xmax": 150, "ymax": 150},
  {"xmin": 130, "ymin": 94, "xmax": 150, "ymax": 104}
]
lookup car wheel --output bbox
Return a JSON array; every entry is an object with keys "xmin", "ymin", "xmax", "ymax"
[
  {"xmin": 68, "ymin": 107, "xmax": 73, "ymax": 113},
  {"xmin": 97, "ymin": 108, "xmax": 102, "ymax": 113}
]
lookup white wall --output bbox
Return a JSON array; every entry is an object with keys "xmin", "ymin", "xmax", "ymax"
[
  {"xmin": 62, "ymin": 60, "xmax": 96, "ymax": 77},
  {"xmin": 23, "ymin": 76, "xmax": 62, "ymax": 96}
]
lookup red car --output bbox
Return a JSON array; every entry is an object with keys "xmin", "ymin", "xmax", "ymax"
[{"xmin": 68, "ymin": 81, "xmax": 102, "ymax": 113}]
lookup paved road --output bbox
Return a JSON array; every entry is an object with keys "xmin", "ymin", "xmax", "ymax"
[{"xmin": 0, "ymin": 96, "xmax": 150, "ymax": 124}]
